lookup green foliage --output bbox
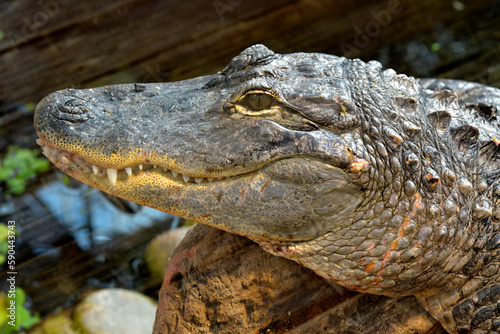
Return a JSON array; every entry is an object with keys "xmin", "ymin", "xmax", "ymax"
[
  {"xmin": 0, "ymin": 146, "xmax": 50, "ymax": 195},
  {"xmin": 0, "ymin": 288, "xmax": 40, "ymax": 333},
  {"xmin": 24, "ymin": 103, "xmax": 35, "ymax": 112},
  {"xmin": 0, "ymin": 224, "xmax": 11, "ymax": 265},
  {"xmin": 0, "ymin": 30, "xmax": 4, "ymax": 42},
  {"xmin": 431, "ymin": 42, "xmax": 441, "ymax": 52}
]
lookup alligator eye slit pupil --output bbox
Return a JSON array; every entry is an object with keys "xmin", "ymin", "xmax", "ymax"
[{"xmin": 245, "ymin": 93, "xmax": 273, "ymax": 111}]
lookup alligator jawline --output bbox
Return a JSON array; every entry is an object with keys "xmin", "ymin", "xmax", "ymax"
[{"xmin": 36, "ymin": 138, "xmax": 241, "ymax": 186}]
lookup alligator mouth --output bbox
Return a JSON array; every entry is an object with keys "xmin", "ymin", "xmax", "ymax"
[{"xmin": 37, "ymin": 138, "xmax": 235, "ymax": 186}]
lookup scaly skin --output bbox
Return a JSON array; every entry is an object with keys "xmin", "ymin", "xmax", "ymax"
[{"xmin": 35, "ymin": 45, "xmax": 500, "ymax": 333}]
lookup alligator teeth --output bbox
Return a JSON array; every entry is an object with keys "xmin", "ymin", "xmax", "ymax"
[
  {"xmin": 45, "ymin": 146, "xmax": 54, "ymax": 157},
  {"xmin": 107, "ymin": 168, "xmax": 118, "ymax": 186},
  {"xmin": 36, "ymin": 140, "xmax": 229, "ymax": 185}
]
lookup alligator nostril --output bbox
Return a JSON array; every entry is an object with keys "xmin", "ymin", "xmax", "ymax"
[
  {"xmin": 57, "ymin": 98, "xmax": 93, "ymax": 122},
  {"xmin": 59, "ymin": 98, "xmax": 87, "ymax": 114}
]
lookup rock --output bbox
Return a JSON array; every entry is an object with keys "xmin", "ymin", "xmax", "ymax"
[
  {"xmin": 29, "ymin": 312, "xmax": 78, "ymax": 334},
  {"xmin": 153, "ymin": 224, "xmax": 445, "ymax": 333},
  {"xmin": 75, "ymin": 288, "xmax": 157, "ymax": 334},
  {"xmin": 144, "ymin": 226, "xmax": 191, "ymax": 283}
]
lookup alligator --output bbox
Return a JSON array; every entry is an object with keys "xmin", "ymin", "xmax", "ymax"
[{"xmin": 34, "ymin": 45, "xmax": 500, "ymax": 334}]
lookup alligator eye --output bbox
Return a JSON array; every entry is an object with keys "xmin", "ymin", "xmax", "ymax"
[{"xmin": 244, "ymin": 93, "xmax": 274, "ymax": 111}]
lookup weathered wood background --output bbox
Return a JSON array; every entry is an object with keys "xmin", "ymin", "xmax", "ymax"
[{"xmin": 0, "ymin": 0, "xmax": 499, "ymax": 332}]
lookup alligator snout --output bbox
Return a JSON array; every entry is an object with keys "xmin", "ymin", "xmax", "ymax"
[{"xmin": 35, "ymin": 90, "xmax": 94, "ymax": 128}]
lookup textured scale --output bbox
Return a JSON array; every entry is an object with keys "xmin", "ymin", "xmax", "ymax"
[{"xmin": 35, "ymin": 45, "xmax": 500, "ymax": 334}]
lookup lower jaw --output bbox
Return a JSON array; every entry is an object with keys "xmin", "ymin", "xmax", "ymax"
[{"xmin": 35, "ymin": 138, "xmax": 262, "ymax": 220}]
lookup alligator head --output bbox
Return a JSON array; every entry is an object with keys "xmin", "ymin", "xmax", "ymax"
[
  {"xmin": 35, "ymin": 45, "xmax": 500, "ymax": 306},
  {"xmin": 34, "ymin": 45, "xmax": 366, "ymax": 243}
]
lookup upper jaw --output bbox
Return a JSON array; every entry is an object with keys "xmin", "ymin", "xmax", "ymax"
[{"xmin": 34, "ymin": 83, "xmax": 354, "ymax": 182}]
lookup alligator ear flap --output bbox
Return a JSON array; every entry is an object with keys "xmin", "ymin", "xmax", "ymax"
[
  {"xmin": 466, "ymin": 102, "xmax": 498, "ymax": 121},
  {"xmin": 320, "ymin": 98, "xmax": 360, "ymax": 130},
  {"xmin": 450, "ymin": 125, "xmax": 480, "ymax": 161},
  {"xmin": 394, "ymin": 96, "xmax": 418, "ymax": 113},
  {"xmin": 427, "ymin": 110, "xmax": 451, "ymax": 134},
  {"xmin": 479, "ymin": 138, "xmax": 500, "ymax": 171}
]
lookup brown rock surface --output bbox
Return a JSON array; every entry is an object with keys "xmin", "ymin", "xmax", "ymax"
[{"xmin": 153, "ymin": 224, "xmax": 445, "ymax": 333}]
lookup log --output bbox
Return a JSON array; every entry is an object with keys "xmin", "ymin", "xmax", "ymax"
[{"xmin": 154, "ymin": 224, "xmax": 445, "ymax": 333}]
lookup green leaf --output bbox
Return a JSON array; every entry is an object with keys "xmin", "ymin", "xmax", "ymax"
[
  {"xmin": 1, "ymin": 146, "xmax": 51, "ymax": 196},
  {"xmin": 2, "ymin": 288, "xmax": 40, "ymax": 331},
  {"xmin": 431, "ymin": 42, "xmax": 441, "ymax": 52},
  {"xmin": 0, "ymin": 167, "xmax": 12, "ymax": 181},
  {"xmin": 6, "ymin": 179, "xmax": 26, "ymax": 195},
  {"xmin": 32, "ymin": 159, "xmax": 50, "ymax": 172},
  {"xmin": 25, "ymin": 102, "xmax": 35, "ymax": 112},
  {"xmin": 0, "ymin": 224, "xmax": 8, "ymax": 240}
]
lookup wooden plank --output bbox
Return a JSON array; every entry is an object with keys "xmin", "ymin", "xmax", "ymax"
[
  {"xmin": 1, "ymin": 0, "xmax": 498, "ymax": 110},
  {"xmin": 0, "ymin": 0, "xmax": 294, "ymax": 103},
  {"xmin": 0, "ymin": 0, "xmax": 135, "ymax": 52}
]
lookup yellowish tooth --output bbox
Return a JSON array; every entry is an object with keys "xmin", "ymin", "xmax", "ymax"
[
  {"xmin": 61, "ymin": 156, "xmax": 71, "ymax": 165},
  {"xmin": 153, "ymin": 165, "xmax": 157, "ymax": 169},
  {"xmin": 107, "ymin": 168, "xmax": 117, "ymax": 186},
  {"xmin": 163, "ymin": 168, "xmax": 168, "ymax": 172},
  {"xmin": 207, "ymin": 178, "xmax": 214, "ymax": 182},
  {"xmin": 45, "ymin": 146, "xmax": 54, "ymax": 156},
  {"xmin": 138, "ymin": 164, "xmax": 143, "ymax": 170},
  {"xmin": 194, "ymin": 178, "xmax": 203, "ymax": 184},
  {"xmin": 92, "ymin": 165, "xmax": 99, "ymax": 175},
  {"xmin": 125, "ymin": 167, "xmax": 133, "ymax": 176},
  {"xmin": 182, "ymin": 174, "xmax": 190, "ymax": 183},
  {"xmin": 171, "ymin": 171, "xmax": 178, "ymax": 178}
]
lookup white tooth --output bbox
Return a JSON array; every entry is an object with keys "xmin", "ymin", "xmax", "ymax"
[
  {"xmin": 163, "ymin": 168, "xmax": 168, "ymax": 172},
  {"xmin": 107, "ymin": 168, "xmax": 118, "ymax": 186},
  {"xmin": 138, "ymin": 164, "xmax": 143, "ymax": 170},
  {"xmin": 171, "ymin": 171, "xmax": 178, "ymax": 178},
  {"xmin": 153, "ymin": 165, "xmax": 157, "ymax": 169},
  {"xmin": 207, "ymin": 178, "xmax": 214, "ymax": 182},
  {"xmin": 61, "ymin": 156, "xmax": 71, "ymax": 165},
  {"xmin": 125, "ymin": 167, "xmax": 132, "ymax": 176},
  {"xmin": 92, "ymin": 165, "xmax": 99, "ymax": 175},
  {"xmin": 195, "ymin": 178, "xmax": 203, "ymax": 184},
  {"xmin": 182, "ymin": 174, "xmax": 190, "ymax": 183}
]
